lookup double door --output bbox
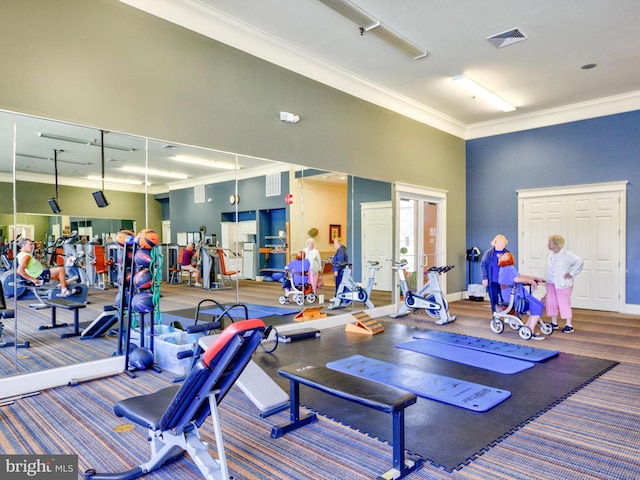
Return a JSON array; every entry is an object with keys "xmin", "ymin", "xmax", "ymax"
[{"xmin": 518, "ymin": 182, "xmax": 626, "ymax": 312}]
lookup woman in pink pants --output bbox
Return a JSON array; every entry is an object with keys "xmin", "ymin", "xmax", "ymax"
[{"xmin": 545, "ymin": 234, "xmax": 584, "ymax": 334}]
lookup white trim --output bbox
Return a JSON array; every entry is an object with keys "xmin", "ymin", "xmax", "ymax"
[
  {"xmin": 517, "ymin": 181, "xmax": 628, "ymax": 198},
  {"xmin": 121, "ymin": 1, "xmax": 640, "ymax": 140},
  {"xmin": 0, "ymin": 356, "xmax": 125, "ymax": 399},
  {"xmin": 393, "ymin": 182, "xmax": 448, "ymax": 304}
]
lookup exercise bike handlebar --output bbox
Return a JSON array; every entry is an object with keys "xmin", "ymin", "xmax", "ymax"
[{"xmin": 428, "ymin": 265, "xmax": 455, "ymax": 274}]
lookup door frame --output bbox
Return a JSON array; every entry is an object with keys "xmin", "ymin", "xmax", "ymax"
[
  {"xmin": 393, "ymin": 182, "xmax": 448, "ymax": 303},
  {"xmin": 517, "ymin": 181, "xmax": 627, "ymax": 311}
]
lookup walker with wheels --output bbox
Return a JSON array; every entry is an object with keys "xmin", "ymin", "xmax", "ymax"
[
  {"xmin": 279, "ymin": 263, "xmax": 316, "ymax": 306},
  {"xmin": 490, "ymin": 283, "xmax": 554, "ymax": 340}
]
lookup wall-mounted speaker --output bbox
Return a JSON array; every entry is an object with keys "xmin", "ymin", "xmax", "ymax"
[
  {"xmin": 48, "ymin": 198, "xmax": 62, "ymax": 214},
  {"xmin": 92, "ymin": 190, "xmax": 109, "ymax": 208}
]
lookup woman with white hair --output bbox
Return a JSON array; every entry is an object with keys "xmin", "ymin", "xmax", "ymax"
[
  {"xmin": 480, "ymin": 234, "xmax": 509, "ymax": 313},
  {"xmin": 545, "ymin": 234, "xmax": 584, "ymax": 333},
  {"xmin": 304, "ymin": 238, "xmax": 323, "ymax": 294}
]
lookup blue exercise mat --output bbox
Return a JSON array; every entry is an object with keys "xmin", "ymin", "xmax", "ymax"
[
  {"xmin": 326, "ymin": 354, "xmax": 510, "ymax": 412},
  {"xmin": 413, "ymin": 331, "xmax": 559, "ymax": 362},
  {"xmin": 203, "ymin": 303, "xmax": 299, "ymax": 318},
  {"xmin": 397, "ymin": 339, "xmax": 534, "ymax": 374}
]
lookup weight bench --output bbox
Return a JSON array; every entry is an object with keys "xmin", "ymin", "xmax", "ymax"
[
  {"xmin": 84, "ymin": 319, "xmax": 266, "ymax": 480},
  {"xmin": 42, "ymin": 298, "xmax": 87, "ymax": 338},
  {"xmin": 271, "ymin": 363, "xmax": 423, "ymax": 480},
  {"xmin": 0, "ymin": 280, "xmax": 29, "ymax": 348}
]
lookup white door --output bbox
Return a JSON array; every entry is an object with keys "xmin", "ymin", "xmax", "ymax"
[
  {"xmin": 361, "ymin": 201, "xmax": 392, "ymax": 291},
  {"xmin": 519, "ymin": 182, "xmax": 626, "ymax": 312},
  {"xmin": 161, "ymin": 220, "xmax": 171, "ymax": 244}
]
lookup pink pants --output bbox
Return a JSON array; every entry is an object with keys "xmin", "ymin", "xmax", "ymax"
[
  {"xmin": 308, "ymin": 271, "xmax": 319, "ymax": 292},
  {"xmin": 545, "ymin": 283, "xmax": 574, "ymax": 319}
]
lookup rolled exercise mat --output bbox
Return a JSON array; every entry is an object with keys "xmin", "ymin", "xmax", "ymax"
[{"xmin": 326, "ymin": 354, "xmax": 510, "ymax": 412}]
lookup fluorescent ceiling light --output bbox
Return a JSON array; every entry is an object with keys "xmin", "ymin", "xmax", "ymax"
[
  {"xmin": 317, "ymin": 0, "xmax": 427, "ymax": 60},
  {"xmin": 317, "ymin": 0, "xmax": 379, "ymax": 30},
  {"xmin": 173, "ymin": 155, "xmax": 236, "ymax": 170},
  {"xmin": 38, "ymin": 133, "xmax": 136, "ymax": 152},
  {"xmin": 121, "ymin": 165, "xmax": 189, "ymax": 180},
  {"xmin": 370, "ymin": 23, "xmax": 427, "ymax": 60},
  {"xmin": 452, "ymin": 75, "xmax": 516, "ymax": 112},
  {"xmin": 87, "ymin": 175, "xmax": 144, "ymax": 186},
  {"xmin": 17, "ymin": 152, "xmax": 91, "ymax": 165}
]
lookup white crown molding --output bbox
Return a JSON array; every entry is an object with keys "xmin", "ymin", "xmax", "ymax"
[
  {"xmin": 121, "ymin": 0, "xmax": 640, "ymax": 140},
  {"xmin": 464, "ymin": 91, "xmax": 640, "ymax": 140},
  {"xmin": 119, "ymin": 0, "xmax": 467, "ymax": 138}
]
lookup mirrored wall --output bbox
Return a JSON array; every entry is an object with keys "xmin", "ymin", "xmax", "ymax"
[{"xmin": 0, "ymin": 110, "xmax": 392, "ymax": 378}]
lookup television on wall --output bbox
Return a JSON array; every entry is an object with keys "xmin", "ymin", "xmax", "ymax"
[
  {"xmin": 92, "ymin": 190, "xmax": 109, "ymax": 208},
  {"xmin": 48, "ymin": 197, "xmax": 62, "ymax": 214}
]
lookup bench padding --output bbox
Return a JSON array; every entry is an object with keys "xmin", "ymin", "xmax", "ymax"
[
  {"xmin": 272, "ymin": 362, "xmax": 422, "ymax": 480},
  {"xmin": 278, "ymin": 363, "xmax": 416, "ymax": 412}
]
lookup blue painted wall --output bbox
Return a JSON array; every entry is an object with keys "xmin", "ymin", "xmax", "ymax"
[
  {"xmin": 165, "ymin": 172, "xmax": 288, "ymax": 245},
  {"xmin": 466, "ymin": 110, "xmax": 639, "ymax": 304}
]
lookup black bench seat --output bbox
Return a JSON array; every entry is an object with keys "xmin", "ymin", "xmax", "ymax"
[
  {"xmin": 42, "ymin": 298, "xmax": 87, "ymax": 338},
  {"xmin": 271, "ymin": 363, "xmax": 422, "ymax": 480}
]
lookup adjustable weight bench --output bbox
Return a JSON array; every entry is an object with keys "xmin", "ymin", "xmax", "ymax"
[
  {"xmin": 84, "ymin": 318, "xmax": 266, "ymax": 480},
  {"xmin": 271, "ymin": 363, "xmax": 423, "ymax": 480}
]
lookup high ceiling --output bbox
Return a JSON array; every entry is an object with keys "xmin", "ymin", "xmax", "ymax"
[
  {"xmin": 5, "ymin": 1, "xmax": 640, "ymax": 193},
  {"xmin": 126, "ymin": 0, "xmax": 640, "ymax": 138}
]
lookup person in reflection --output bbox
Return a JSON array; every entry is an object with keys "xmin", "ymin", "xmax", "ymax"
[
  {"xmin": 498, "ymin": 252, "xmax": 546, "ymax": 340},
  {"xmin": 16, "ymin": 238, "xmax": 70, "ymax": 297},
  {"xmin": 544, "ymin": 234, "xmax": 584, "ymax": 334},
  {"xmin": 331, "ymin": 237, "xmax": 348, "ymax": 294},
  {"xmin": 304, "ymin": 238, "xmax": 323, "ymax": 294},
  {"xmin": 180, "ymin": 243, "xmax": 202, "ymax": 287},
  {"xmin": 481, "ymin": 234, "xmax": 510, "ymax": 313}
]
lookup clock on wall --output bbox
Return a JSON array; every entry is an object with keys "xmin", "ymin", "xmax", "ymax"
[{"xmin": 229, "ymin": 194, "xmax": 240, "ymax": 205}]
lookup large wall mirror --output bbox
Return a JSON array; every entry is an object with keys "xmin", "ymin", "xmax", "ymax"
[{"xmin": 0, "ymin": 110, "xmax": 392, "ymax": 378}]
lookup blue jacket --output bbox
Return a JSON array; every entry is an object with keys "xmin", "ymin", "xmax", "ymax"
[
  {"xmin": 481, "ymin": 247, "xmax": 509, "ymax": 283},
  {"xmin": 332, "ymin": 246, "xmax": 348, "ymax": 273}
]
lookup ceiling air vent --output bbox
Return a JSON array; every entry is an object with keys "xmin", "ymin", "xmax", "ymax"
[{"xmin": 486, "ymin": 27, "xmax": 528, "ymax": 48}]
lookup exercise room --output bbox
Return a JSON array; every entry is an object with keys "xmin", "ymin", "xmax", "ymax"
[{"xmin": 1, "ymin": 2, "xmax": 639, "ymax": 480}]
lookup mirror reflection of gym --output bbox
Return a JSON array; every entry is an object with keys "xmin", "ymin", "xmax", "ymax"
[{"xmin": 1, "ymin": 110, "xmax": 392, "ymax": 379}]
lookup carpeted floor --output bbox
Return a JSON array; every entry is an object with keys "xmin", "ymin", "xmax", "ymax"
[
  {"xmin": 1, "ymin": 363, "xmax": 638, "ymax": 479},
  {"xmin": 252, "ymin": 321, "xmax": 617, "ymax": 471}
]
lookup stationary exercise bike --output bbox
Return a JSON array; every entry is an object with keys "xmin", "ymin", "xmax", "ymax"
[
  {"xmin": 328, "ymin": 261, "xmax": 381, "ymax": 310},
  {"xmin": 390, "ymin": 262, "xmax": 456, "ymax": 325}
]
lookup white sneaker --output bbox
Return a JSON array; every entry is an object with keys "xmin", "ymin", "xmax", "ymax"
[
  {"xmin": 58, "ymin": 288, "xmax": 71, "ymax": 298},
  {"xmin": 194, "ymin": 282, "xmax": 202, "ymax": 287}
]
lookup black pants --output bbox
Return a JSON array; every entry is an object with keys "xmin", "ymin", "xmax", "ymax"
[
  {"xmin": 487, "ymin": 282, "xmax": 502, "ymax": 312},
  {"xmin": 334, "ymin": 270, "xmax": 344, "ymax": 294}
]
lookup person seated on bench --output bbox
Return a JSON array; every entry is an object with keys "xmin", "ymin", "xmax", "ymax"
[
  {"xmin": 16, "ymin": 238, "xmax": 71, "ymax": 297},
  {"xmin": 179, "ymin": 243, "xmax": 202, "ymax": 287},
  {"xmin": 498, "ymin": 251, "xmax": 546, "ymax": 340}
]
